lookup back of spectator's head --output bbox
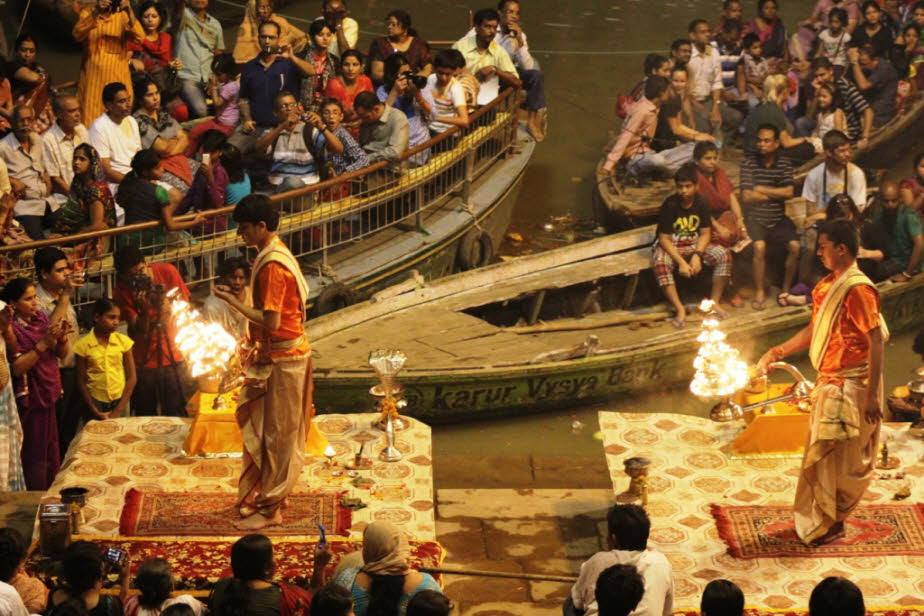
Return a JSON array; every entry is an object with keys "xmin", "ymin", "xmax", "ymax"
[
  {"xmin": 0, "ymin": 528, "xmax": 26, "ymax": 583},
  {"xmin": 230, "ymin": 534, "xmax": 274, "ymax": 580},
  {"xmin": 644, "ymin": 75, "xmax": 670, "ymax": 101},
  {"xmin": 233, "ymin": 194, "xmax": 280, "ymax": 232},
  {"xmin": 809, "ymin": 577, "xmax": 864, "ymax": 616},
  {"xmin": 595, "ymin": 564, "xmax": 645, "ymax": 616},
  {"xmin": 688, "ymin": 18, "xmax": 709, "ymax": 33},
  {"xmin": 742, "ymin": 32, "xmax": 761, "ymax": 50},
  {"xmin": 606, "ymin": 504, "xmax": 650, "ymax": 550},
  {"xmin": 136, "ymin": 558, "xmax": 173, "ymax": 610},
  {"xmin": 212, "ymin": 52, "xmax": 240, "ymax": 78},
  {"xmin": 130, "ymin": 148, "xmax": 161, "ymax": 177},
  {"xmin": 35, "ymin": 246, "xmax": 67, "ymax": 281},
  {"xmin": 473, "ymin": 8, "xmax": 500, "ymax": 25},
  {"xmin": 161, "ymin": 605, "xmax": 197, "ymax": 616},
  {"xmin": 674, "ymin": 161, "xmax": 698, "ymax": 185},
  {"xmin": 406, "ymin": 590, "xmax": 452, "ymax": 616},
  {"xmin": 61, "ymin": 541, "xmax": 105, "ymax": 594},
  {"xmin": 218, "ymin": 257, "xmax": 250, "ymax": 280},
  {"xmin": 825, "ymin": 193, "xmax": 860, "ymax": 222},
  {"xmin": 818, "ymin": 218, "xmax": 860, "ymax": 258},
  {"xmin": 694, "ymin": 140, "xmax": 719, "ymax": 161},
  {"xmin": 383, "ymin": 52, "xmax": 411, "ymax": 89},
  {"xmin": 353, "ymin": 90, "xmax": 381, "ymax": 112},
  {"xmin": 643, "ymin": 53, "xmax": 668, "ymax": 76},
  {"xmin": 811, "ymin": 56, "xmax": 834, "ymax": 71},
  {"xmin": 828, "ymin": 7, "xmax": 848, "ymax": 26},
  {"xmin": 445, "ymin": 49, "xmax": 467, "ymax": 70},
  {"xmin": 701, "ymin": 579, "xmax": 745, "ymax": 616},
  {"xmin": 912, "ymin": 327, "xmax": 924, "ymax": 358},
  {"xmin": 102, "ymin": 82, "xmax": 128, "ymax": 105},
  {"xmin": 199, "ymin": 129, "xmax": 228, "ymax": 154},
  {"xmin": 761, "ymin": 73, "xmax": 789, "ymax": 105},
  {"xmin": 434, "ymin": 49, "xmax": 457, "ymax": 70},
  {"xmin": 49, "ymin": 599, "xmax": 91, "ymax": 616},
  {"xmin": 311, "ymin": 584, "xmax": 353, "ymax": 616},
  {"xmin": 221, "ymin": 144, "xmax": 246, "ymax": 184},
  {"xmin": 114, "ymin": 244, "xmax": 146, "ymax": 276},
  {"xmin": 821, "ymin": 130, "xmax": 849, "ymax": 153}
]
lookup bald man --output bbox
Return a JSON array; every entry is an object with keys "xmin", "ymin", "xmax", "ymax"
[
  {"xmin": 42, "ymin": 94, "xmax": 89, "ymax": 197},
  {"xmin": 871, "ymin": 181, "xmax": 924, "ymax": 283}
]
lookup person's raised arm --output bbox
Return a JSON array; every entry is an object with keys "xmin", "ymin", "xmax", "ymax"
[
  {"xmin": 281, "ymin": 46, "xmax": 315, "ymax": 76},
  {"xmin": 72, "ymin": 4, "xmax": 98, "ymax": 42}
]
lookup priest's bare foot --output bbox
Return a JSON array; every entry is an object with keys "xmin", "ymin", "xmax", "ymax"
[
  {"xmin": 239, "ymin": 503, "xmax": 256, "ymax": 517},
  {"xmin": 810, "ymin": 521, "xmax": 845, "ymax": 547},
  {"xmin": 234, "ymin": 510, "xmax": 283, "ymax": 530}
]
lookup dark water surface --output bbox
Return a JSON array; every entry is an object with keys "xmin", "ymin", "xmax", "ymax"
[{"xmin": 17, "ymin": 0, "xmax": 924, "ymax": 455}]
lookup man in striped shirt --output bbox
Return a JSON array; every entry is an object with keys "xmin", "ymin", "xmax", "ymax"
[
  {"xmin": 740, "ymin": 124, "xmax": 798, "ymax": 309},
  {"xmin": 798, "ymin": 57, "xmax": 873, "ymax": 147}
]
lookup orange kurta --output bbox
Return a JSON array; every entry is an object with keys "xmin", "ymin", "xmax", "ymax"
[
  {"xmin": 73, "ymin": 8, "xmax": 144, "ymax": 124},
  {"xmin": 810, "ymin": 273, "xmax": 881, "ymax": 376}
]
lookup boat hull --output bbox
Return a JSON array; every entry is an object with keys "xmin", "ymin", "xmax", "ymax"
[{"xmin": 312, "ymin": 277, "xmax": 924, "ymax": 423}]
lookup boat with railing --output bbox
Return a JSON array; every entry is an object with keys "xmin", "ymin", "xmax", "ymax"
[{"xmin": 0, "ymin": 88, "xmax": 532, "ymax": 315}]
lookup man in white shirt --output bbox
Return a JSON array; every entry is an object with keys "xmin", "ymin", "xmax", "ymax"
[
  {"xmin": 42, "ymin": 95, "xmax": 89, "ymax": 200},
  {"xmin": 496, "ymin": 0, "xmax": 545, "ymax": 141},
  {"xmin": 798, "ymin": 130, "xmax": 867, "ymax": 284},
  {"xmin": 570, "ymin": 504, "xmax": 673, "ymax": 616},
  {"xmin": 0, "ymin": 105, "xmax": 58, "ymax": 239},
  {"xmin": 453, "ymin": 9, "xmax": 522, "ymax": 107},
  {"xmin": 88, "ymin": 82, "xmax": 142, "ymax": 225},
  {"xmin": 315, "ymin": 0, "xmax": 357, "ymax": 57},
  {"xmin": 687, "ymin": 19, "xmax": 742, "ymax": 141}
]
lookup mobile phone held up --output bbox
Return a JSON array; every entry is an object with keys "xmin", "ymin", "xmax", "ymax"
[{"xmin": 105, "ymin": 547, "xmax": 127, "ymax": 567}]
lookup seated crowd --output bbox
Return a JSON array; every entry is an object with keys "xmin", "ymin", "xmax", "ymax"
[
  {"xmin": 0, "ymin": 0, "xmax": 546, "ymax": 246},
  {"xmin": 0, "ymin": 505, "xmax": 882, "ymax": 616},
  {"xmin": 603, "ymin": 0, "xmax": 924, "ymax": 325}
]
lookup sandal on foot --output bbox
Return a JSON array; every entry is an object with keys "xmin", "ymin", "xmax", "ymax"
[
  {"xmin": 713, "ymin": 308, "xmax": 729, "ymax": 320},
  {"xmin": 751, "ymin": 299, "xmax": 766, "ymax": 311},
  {"xmin": 668, "ymin": 317, "xmax": 686, "ymax": 329}
]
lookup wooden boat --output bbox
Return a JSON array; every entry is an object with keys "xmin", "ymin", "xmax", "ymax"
[
  {"xmin": 594, "ymin": 94, "xmax": 924, "ymax": 229},
  {"xmin": 309, "ymin": 225, "xmax": 924, "ymax": 423}
]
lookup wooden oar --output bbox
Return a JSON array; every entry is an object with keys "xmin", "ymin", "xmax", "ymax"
[{"xmin": 420, "ymin": 566, "xmax": 577, "ymax": 583}]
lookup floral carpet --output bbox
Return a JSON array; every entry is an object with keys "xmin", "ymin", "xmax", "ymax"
[
  {"xmin": 26, "ymin": 535, "xmax": 444, "ymax": 596},
  {"xmin": 712, "ymin": 503, "xmax": 924, "ymax": 559},
  {"xmin": 44, "ymin": 414, "xmax": 436, "ymax": 540},
  {"xmin": 675, "ymin": 609, "xmax": 924, "ymax": 616},
  {"xmin": 600, "ymin": 412, "xmax": 924, "ymax": 610},
  {"xmin": 119, "ymin": 489, "xmax": 353, "ymax": 537}
]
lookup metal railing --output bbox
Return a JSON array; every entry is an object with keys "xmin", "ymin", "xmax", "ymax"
[{"xmin": 0, "ymin": 88, "xmax": 521, "ymax": 311}]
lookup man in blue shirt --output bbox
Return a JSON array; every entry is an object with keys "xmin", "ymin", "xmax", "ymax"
[{"xmin": 172, "ymin": 0, "xmax": 225, "ymax": 119}]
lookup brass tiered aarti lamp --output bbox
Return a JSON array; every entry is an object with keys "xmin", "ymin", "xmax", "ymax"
[{"xmin": 368, "ymin": 349, "xmax": 409, "ymax": 462}]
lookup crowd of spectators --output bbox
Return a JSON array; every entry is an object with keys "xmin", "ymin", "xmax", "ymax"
[
  {"xmin": 604, "ymin": 0, "xmax": 924, "ymax": 325},
  {"xmin": 0, "ymin": 0, "xmax": 545, "ymax": 250}
]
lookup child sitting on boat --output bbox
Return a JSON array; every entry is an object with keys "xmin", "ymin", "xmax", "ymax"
[{"xmin": 651, "ymin": 163, "xmax": 731, "ymax": 329}]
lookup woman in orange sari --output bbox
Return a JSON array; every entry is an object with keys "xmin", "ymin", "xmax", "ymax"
[{"xmin": 73, "ymin": 0, "xmax": 144, "ymax": 124}]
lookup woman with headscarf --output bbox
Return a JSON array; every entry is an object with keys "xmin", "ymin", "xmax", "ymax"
[
  {"xmin": 53, "ymin": 144, "xmax": 116, "ymax": 236},
  {"xmin": 745, "ymin": 0, "xmax": 789, "ymax": 63},
  {"xmin": 331, "ymin": 521, "xmax": 442, "ymax": 616}
]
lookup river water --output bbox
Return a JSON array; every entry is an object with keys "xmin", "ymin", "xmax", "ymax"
[{"xmin": 16, "ymin": 0, "xmax": 924, "ymax": 456}]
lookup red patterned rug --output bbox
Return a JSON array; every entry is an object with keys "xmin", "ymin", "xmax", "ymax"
[
  {"xmin": 27, "ymin": 535, "xmax": 443, "ymax": 595},
  {"xmin": 712, "ymin": 503, "xmax": 924, "ymax": 559},
  {"xmin": 676, "ymin": 609, "xmax": 924, "ymax": 616},
  {"xmin": 119, "ymin": 489, "xmax": 352, "ymax": 537}
]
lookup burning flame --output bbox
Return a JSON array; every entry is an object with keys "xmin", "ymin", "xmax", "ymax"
[
  {"xmin": 169, "ymin": 292, "xmax": 239, "ymax": 379},
  {"xmin": 690, "ymin": 300, "xmax": 749, "ymax": 398},
  {"xmin": 324, "ymin": 445, "xmax": 336, "ymax": 458}
]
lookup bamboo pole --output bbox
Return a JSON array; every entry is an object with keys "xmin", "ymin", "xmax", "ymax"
[{"xmin": 420, "ymin": 566, "xmax": 577, "ymax": 583}]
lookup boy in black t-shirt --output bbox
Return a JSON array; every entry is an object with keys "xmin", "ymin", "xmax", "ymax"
[{"xmin": 652, "ymin": 163, "xmax": 732, "ymax": 328}]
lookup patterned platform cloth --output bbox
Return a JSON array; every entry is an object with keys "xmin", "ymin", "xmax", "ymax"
[
  {"xmin": 42, "ymin": 414, "xmax": 436, "ymax": 540},
  {"xmin": 600, "ymin": 411, "xmax": 924, "ymax": 610},
  {"xmin": 676, "ymin": 609, "xmax": 924, "ymax": 616},
  {"xmin": 26, "ymin": 535, "xmax": 444, "ymax": 595},
  {"xmin": 119, "ymin": 489, "xmax": 353, "ymax": 537},
  {"xmin": 712, "ymin": 503, "xmax": 924, "ymax": 559}
]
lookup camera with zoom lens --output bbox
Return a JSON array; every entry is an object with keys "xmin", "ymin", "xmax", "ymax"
[
  {"xmin": 128, "ymin": 274, "xmax": 152, "ymax": 292},
  {"xmin": 402, "ymin": 71, "xmax": 428, "ymax": 90}
]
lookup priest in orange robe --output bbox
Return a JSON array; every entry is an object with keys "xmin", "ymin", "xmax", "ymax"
[
  {"xmin": 758, "ymin": 218, "xmax": 887, "ymax": 546},
  {"xmin": 214, "ymin": 193, "xmax": 326, "ymax": 530}
]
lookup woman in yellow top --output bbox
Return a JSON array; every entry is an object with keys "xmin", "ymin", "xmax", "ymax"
[
  {"xmin": 73, "ymin": 298, "xmax": 136, "ymax": 420},
  {"xmin": 73, "ymin": 0, "xmax": 144, "ymax": 125},
  {"xmin": 233, "ymin": 0, "xmax": 308, "ymax": 64}
]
